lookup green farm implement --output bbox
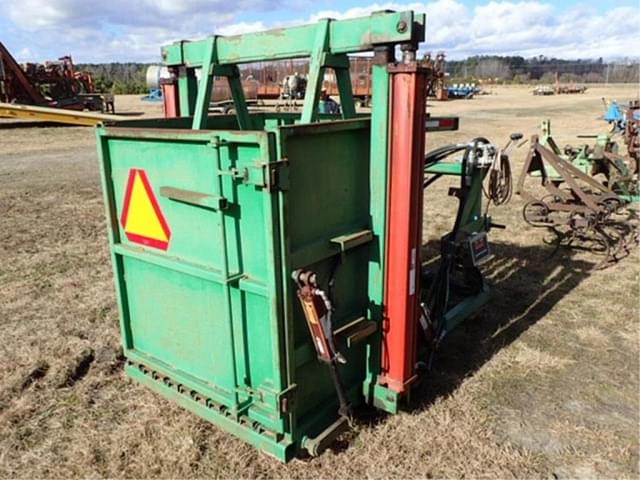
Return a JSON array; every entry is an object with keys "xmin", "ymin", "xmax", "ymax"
[
  {"xmin": 516, "ymin": 120, "xmax": 638, "ymax": 268},
  {"xmin": 95, "ymin": 11, "xmax": 516, "ymax": 460}
]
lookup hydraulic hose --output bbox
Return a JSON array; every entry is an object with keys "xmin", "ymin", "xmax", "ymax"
[{"xmin": 484, "ymin": 150, "xmax": 513, "ymax": 206}]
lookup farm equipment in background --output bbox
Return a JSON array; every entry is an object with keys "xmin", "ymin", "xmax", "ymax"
[
  {"xmin": 554, "ymin": 73, "xmax": 587, "ymax": 94},
  {"xmin": 516, "ymin": 120, "xmax": 638, "ymax": 268},
  {"xmin": 95, "ymin": 11, "xmax": 516, "ymax": 461},
  {"xmin": 555, "ymin": 84, "xmax": 587, "ymax": 94},
  {"xmin": 532, "ymin": 85, "xmax": 554, "ymax": 96},
  {"xmin": 280, "ymin": 73, "xmax": 307, "ymax": 99},
  {"xmin": 532, "ymin": 73, "xmax": 587, "ymax": 97},
  {"xmin": 0, "ymin": 41, "xmax": 114, "ymax": 113},
  {"xmin": 423, "ymin": 52, "xmax": 447, "ymax": 100},
  {"xmin": 141, "ymin": 88, "xmax": 163, "ymax": 102},
  {"xmin": 447, "ymin": 83, "xmax": 481, "ymax": 99},
  {"xmin": 603, "ymin": 99, "xmax": 640, "ymax": 163}
]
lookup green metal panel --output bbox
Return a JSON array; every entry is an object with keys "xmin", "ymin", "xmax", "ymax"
[{"xmin": 97, "ymin": 125, "xmax": 292, "ymax": 455}]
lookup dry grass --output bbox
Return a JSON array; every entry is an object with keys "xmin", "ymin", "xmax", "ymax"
[{"xmin": 0, "ymin": 85, "xmax": 638, "ymax": 478}]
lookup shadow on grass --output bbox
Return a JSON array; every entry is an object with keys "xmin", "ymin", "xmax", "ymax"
[
  {"xmin": 410, "ymin": 239, "xmax": 595, "ymax": 411},
  {"xmin": 348, "ymin": 240, "xmax": 595, "ymax": 432}
]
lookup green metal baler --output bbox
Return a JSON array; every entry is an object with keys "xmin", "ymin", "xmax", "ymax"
[{"xmin": 95, "ymin": 11, "xmax": 503, "ymax": 460}]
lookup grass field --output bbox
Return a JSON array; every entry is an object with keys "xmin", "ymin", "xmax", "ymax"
[{"xmin": 0, "ymin": 85, "xmax": 638, "ymax": 478}]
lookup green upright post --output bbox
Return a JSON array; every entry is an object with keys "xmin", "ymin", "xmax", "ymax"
[
  {"xmin": 331, "ymin": 55, "xmax": 357, "ymax": 119},
  {"xmin": 300, "ymin": 20, "xmax": 330, "ymax": 124},
  {"xmin": 177, "ymin": 67, "xmax": 197, "ymax": 117},
  {"xmin": 364, "ymin": 47, "xmax": 394, "ymax": 410},
  {"xmin": 192, "ymin": 37, "xmax": 217, "ymax": 130},
  {"xmin": 224, "ymin": 65, "xmax": 253, "ymax": 130}
]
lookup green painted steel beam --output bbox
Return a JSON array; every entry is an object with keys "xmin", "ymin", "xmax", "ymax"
[
  {"xmin": 425, "ymin": 162, "xmax": 464, "ymax": 175},
  {"xmin": 442, "ymin": 285, "xmax": 491, "ymax": 335},
  {"xmin": 163, "ymin": 11, "xmax": 424, "ymax": 67},
  {"xmin": 366, "ymin": 51, "xmax": 393, "ymax": 411}
]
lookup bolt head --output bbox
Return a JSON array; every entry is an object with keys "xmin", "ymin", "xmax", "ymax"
[{"xmin": 396, "ymin": 20, "xmax": 408, "ymax": 33}]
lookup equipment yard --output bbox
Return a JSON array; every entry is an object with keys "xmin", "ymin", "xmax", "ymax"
[{"xmin": 1, "ymin": 84, "xmax": 638, "ymax": 478}]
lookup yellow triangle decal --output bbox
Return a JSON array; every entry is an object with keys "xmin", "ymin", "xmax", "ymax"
[{"xmin": 124, "ymin": 172, "xmax": 169, "ymax": 242}]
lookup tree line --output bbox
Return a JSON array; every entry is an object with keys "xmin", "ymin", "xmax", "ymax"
[
  {"xmin": 446, "ymin": 55, "xmax": 639, "ymax": 84},
  {"xmin": 77, "ymin": 55, "xmax": 639, "ymax": 94},
  {"xmin": 76, "ymin": 63, "xmax": 149, "ymax": 94}
]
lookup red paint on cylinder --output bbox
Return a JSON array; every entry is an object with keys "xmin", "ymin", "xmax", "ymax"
[
  {"xmin": 380, "ymin": 64, "xmax": 428, "ymax": 393},
  {"xmin": 161, "ymin": 81, "xmax": 180, "ymax": 118}
]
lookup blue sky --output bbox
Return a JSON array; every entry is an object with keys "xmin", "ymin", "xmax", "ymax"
[{"xmin": 1, "ymin": 0, "xmax": 639, "ymax": 62}]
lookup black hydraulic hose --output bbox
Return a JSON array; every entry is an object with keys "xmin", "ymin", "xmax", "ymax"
[
  {"xmin": 424, "ymin": 144, "xmax": 467, "ymax": 167},
  {"xmin": 424, "ymin": 144, "xmax": 467, "ymax": 188},
  {"xmin": 484, "ymin": 151, "xmax": 513, "ymax": 207}
]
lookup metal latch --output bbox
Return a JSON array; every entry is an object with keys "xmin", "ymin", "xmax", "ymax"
[{"xmin": 219, "ymin": 159, "xmax": 288, "ymax": 192}]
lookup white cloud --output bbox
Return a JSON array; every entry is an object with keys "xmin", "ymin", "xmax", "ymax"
[
  {"xmin": 3, "ymin": 0, "xmax": 640, "ymax": 62},
  {"xmin": 217, "ymin": 21, "xmax": 268, "ymax": 36},
  {"xmin": 300, "ymin": 1, "xmax": 640, "ymax": 59}
]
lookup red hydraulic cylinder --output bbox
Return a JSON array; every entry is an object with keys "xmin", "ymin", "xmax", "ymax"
[
  {"xmin": 380, "ymin": 63, "xmax": 428, "ymax": 393},
  {"xmin": 161, "ymin": 80, "xmax": 180, "ymax": 118}
]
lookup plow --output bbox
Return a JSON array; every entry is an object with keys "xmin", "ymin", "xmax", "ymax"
[{"xmin": 516, "ymin": 120, "xmax": 638, "ymax": 268}]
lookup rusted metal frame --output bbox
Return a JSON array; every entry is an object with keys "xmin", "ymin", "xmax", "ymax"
[
  {"xmin": 543, "ymin": 181, "xmax": 573, "ymax": 202},
  {"xmin": 546, "ymin": 202, "xmax": 593, "ymax": 214},
  {"xmin": 515, "ymin": 136, "xmax": 541, "ymax": 195},
  {"xmin": 301, "ymin": 20, "xmax": 330, "ymax": 124},
  {"xmin": 0, "ymin": 41, "xmax": 46, "ymax": 104}
]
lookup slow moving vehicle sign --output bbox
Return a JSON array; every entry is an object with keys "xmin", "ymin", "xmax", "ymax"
[{"xmin": 120, "ymin": 168, "xmax": 171, "ymax": 250}]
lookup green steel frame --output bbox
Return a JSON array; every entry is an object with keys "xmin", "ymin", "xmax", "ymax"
[
  {"xmin": 96, "ymin": 11, "xmax": 427, "ymax": 460},
  {"xmin": 162, "ymin": 11, "xmax": 424, "ymax": 129}
]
